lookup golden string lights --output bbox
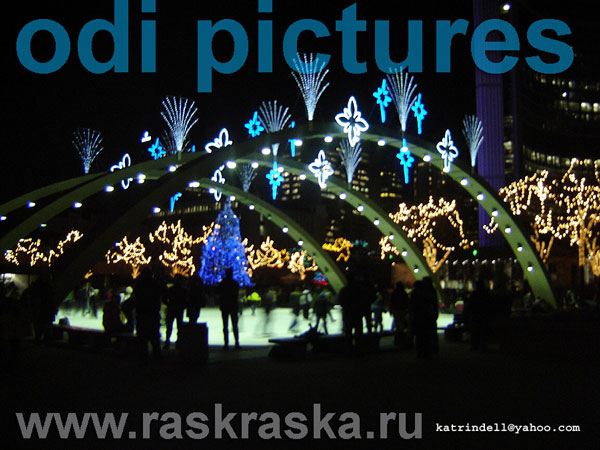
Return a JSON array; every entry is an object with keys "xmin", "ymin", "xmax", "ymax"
[
  {"xmin": 384, "ymin": 196, "xmax": 469, "ymax": 272},
  {"xmin": 105, "ymin": 236, "xmax": 152, "ymax": 279},
  {"xmin": 322, "ymin": 237, "xmax": 353, "ymax": 262},
  {"xmin": 488, "ymin": 161, "xmax": 600, "ymax": 266},
  {"xmin": 148, "ymin": 220, "xmax": 213, "ymax": 277},
  {"xmin": 4, "ymin": 230, "xmax": 84, "ymax": 267}
]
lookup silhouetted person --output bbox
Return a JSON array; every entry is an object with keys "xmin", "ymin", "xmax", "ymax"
[
  {"xmin": 313, "ymin": 288, "xmax": 332, "ymax": 335},
  {"xmin": 339, "ymin": 277, "xmax": 365, "ymax": 352},
  {"xmin": 288, "ymin": 287, "xmax": 302, "ymax": 332},
  {"xmin": 371, "ymin": 290, "xmax": 385, "ymax": 334},
  {"xmin": 218, "ymin": 268, "xmax": 240, "ymax": 349},
  {"xmin": 465, "ymin": 279, "xmax": 490, "ymax": 351},
  {"xmin": 186, "ymin": 276, "xmax": 206, "ymax": 324},
  {"xmin": 1, "ymin": 283, "xmax": 30, "ymax": 374},
  {"xmin": 389, "ymin": 281, "xmax": 411, "ymax": 346},
  {"xmin": 261, "ymin": 287, "xmax": 276, "ymax": 335},
  {"xmin": 133, "ymin": 268, "xmax": 164, "ymax": 362},
  {"xmin": 423, "ymin": 277, "xmax": 439, "ymax": 355},
  {"xmin": 299, "ymin": 287, "xmax": 313, "ymax": 321},
  {"xmin": 410, "ymin": 280, "xmax": 438, "ymax": 359},
  {"xmin": 102, "ymin": 295, "xmax": 126, "ymax": 335},
  {"xmin": 163, "ymin": 275, "xmax": 187, "ymax": 349},
  {"xmin": 30, "ymin": 273, "xmax": 57, "ymax": 343}
]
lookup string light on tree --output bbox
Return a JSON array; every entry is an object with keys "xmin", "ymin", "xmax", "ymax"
[
  {"xmin": 198, "ymin": 203, "xmax": 253, "ymax": 286},
  {"xmin": 105, "ymin": 236, "xmax": 151, "ymax": 279}
]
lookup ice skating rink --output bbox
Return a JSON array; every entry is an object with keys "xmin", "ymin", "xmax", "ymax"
[{"xmin": 55, "ymin": 305, "xmax": 455, "ymax": 347}]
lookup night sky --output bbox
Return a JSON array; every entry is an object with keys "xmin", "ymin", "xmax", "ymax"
[{"xmin": 5, "ymin": 0, "xmax": 594, "ymax": 201}]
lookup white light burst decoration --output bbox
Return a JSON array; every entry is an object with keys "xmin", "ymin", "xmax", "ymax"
[
  {"xmin": 462, "ymin": 115, "xmax": 484, "ymax": 168},
  {"xmin": 386, "ymin": 69, "xmax": 417, "ymax": 134},
  {"xmin": 335, "ymin": 96, "xmax": 369, "ymax": 147},
  {"xmin": 291, "ymin": 53, "xmax": 330, "ymax": 121},
  {"xmin": 160, "ymin": 96, "xmax": 198, "ymax": 153},
  {"xmin": 309, "ymin": 150, "xmax": 334, "ymax": 189},
  {"xmin": 73, "ymin": 128, "xmax": 103, "ymax": 174},
  {"xmin": 436, "ymin": 130, "xmax": 459, "ymax": 173},
  {"xmin": 339, "ymin": 140, "xmax": 362, "ymax": 184},
  {"xmin": 258, "ymin": 100, "xmax": 291, "ymax": 133},
  {"xmin": 237, "ymin": 163, "xmax": 257, "ymax": 192},
  {"xmin": 205, "ymin": 128, "xmax": 232, "ymax": 153}
]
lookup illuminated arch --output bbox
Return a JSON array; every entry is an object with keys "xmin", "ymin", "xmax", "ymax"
[{"xmin": 0, "ymin": 121, "xmax": 556, "ymax": 306}]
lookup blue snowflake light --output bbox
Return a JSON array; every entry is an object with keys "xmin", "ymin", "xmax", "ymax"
[
  {"xmin": 266, "ymin": 161, "xmax": 284, "ymax": 200},
  {"xmin": 170, "ymin": 192, "xmax": 182, "ymax": 213},
  {"xmin": 373, "ymin": 79, "xmax": 392, "ymax": 123},
  {"xmin": 396, "ymin": 139, "xmax": 415, "ymax": 184},
  {"xmin": 147, "ymin": 138, "xmax": 166, "ymax": 160},
  {"xmin": 245, "ymin": 111, "xmax": 264, "ymax": 138},
  {"xmin": 411, "ymin": 93, "xmax": 427, "ymax": 135}
]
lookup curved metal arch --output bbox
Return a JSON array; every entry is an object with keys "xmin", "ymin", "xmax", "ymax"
[
  {"xmin": 2, "ymin": 120, "xmax": 556, "ymax": 306},
  {"xmin": 51, "ymin": 168, "xmax": 345, "ymax": 299},
  {"xmin": 272, "ymin": 121, "xmax": 556, "ymax": 306}
]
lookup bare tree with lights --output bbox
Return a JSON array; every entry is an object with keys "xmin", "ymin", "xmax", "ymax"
[
  {"xmin": 73, "ymin": 128, "xmax": 103, "ymax": 174},
  {"xmin": 384, "ymin": 196, "xmax": 470, "ymax": 272}
]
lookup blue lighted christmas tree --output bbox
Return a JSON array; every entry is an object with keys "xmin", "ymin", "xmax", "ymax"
[{"xmin": 198, "ymin": 202, "xmax": 253, "ymax": 286}]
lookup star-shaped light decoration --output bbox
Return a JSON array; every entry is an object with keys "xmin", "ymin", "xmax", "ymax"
[
  {"xmin": 170, "ymin": 192, "xmax": 182, "ymax": 213},
  {"xmin": 335, "ymin": 96, "xmax": 369, "ymax": 147},
  {"xmin": 244, "ymin": 111, "xmax": 264, "ymax": 138},
  {"xmin": 396, "ymin": 138, "xmax": 415, "ymax": 184},
  {"xmin": 411, "ymin": 93, "xmax": 427, "ymax": 135},
  {"xmin": 205, "ymin": 128, "xmax": 233, "ymax": 153},
  {"xmin": 373, "ymin": 79, "xmax": 392, "ymax": 123},
  {"xmin": 147, "ymin": 138, "xmax": 166, "ymax": 160},
  {"xmin": 308, "ymin": 150, "xmax": 335, "ymax": 189},
  {"xmin": 266, "ymin": 161, "xmax": 284, "ymax": 200},
  {"xmin": 110, "ymin": 153, "xmax": 133, "ymax": 189},
  {"xmin": 436, "ymin": 129, "xmax": 459, "ymax": 173},
  {"xmin": 210, "ymin": 165, "xmax": 226, "ymax": 201}
]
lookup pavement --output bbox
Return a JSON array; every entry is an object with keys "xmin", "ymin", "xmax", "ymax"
[{"xmin": 2, "ymin": 313, "xmax": 599, "ymax": 450}]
